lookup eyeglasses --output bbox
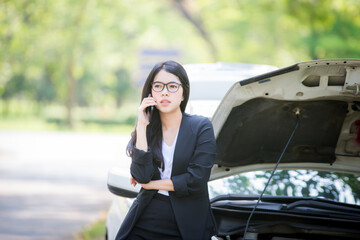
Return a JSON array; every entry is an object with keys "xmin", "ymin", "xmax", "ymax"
[{"xmin": 152, "ymin": 81, "xmax": 182, "ymax": 93}]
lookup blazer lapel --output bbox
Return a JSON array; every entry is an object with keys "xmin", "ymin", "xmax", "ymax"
[{"xmin": 171, "ymin": 113, "xmax": 192, "ymax": 176}]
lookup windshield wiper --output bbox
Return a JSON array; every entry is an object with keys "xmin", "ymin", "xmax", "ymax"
[{"xmin": 283, "ymin": 199, "xmax": 360, "ymax": 214}]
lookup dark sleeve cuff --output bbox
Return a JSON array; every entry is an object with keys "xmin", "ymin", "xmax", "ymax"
[
  {"xmin": 130, "ymin": 147, "xmax": 155, "ymax": 184},
  {"xmin": 171, "ymin": 174, "xmax": 189, "ymax": 197},
  {"xmin": 132, "ymin": 147, "xmax": 152, "ymax": 165}
]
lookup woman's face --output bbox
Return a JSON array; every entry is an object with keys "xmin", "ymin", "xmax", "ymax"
[{"xmin": 151, "ymin": 70, "xmax": 184, "ymax": 114}]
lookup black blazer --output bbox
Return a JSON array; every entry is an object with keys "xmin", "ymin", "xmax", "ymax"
[{"xmin": 116, "ymin": 113, "xmax": 217, "ymax": 240}]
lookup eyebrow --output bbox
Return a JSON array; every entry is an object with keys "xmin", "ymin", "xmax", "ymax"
[{"xmin": 153, "ymin": 81, "xmax": 181, "ymax": 84}]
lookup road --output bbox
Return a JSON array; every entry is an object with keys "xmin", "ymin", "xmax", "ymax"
[{"xmin": 0, "ymin": 131, "xmax": 131, "ymax": 240}]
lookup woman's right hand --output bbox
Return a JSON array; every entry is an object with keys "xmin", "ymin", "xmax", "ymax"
[{"xmin": 137, "ymin": 94, "xmax": 157, "ymax": 126}]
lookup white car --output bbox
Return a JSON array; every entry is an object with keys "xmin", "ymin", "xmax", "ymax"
[
  {"xmin": 184, "ymin": 62, "xmax": 278, "ymax": 117},
  {"xmin": 106, "ymin": 59, "xmax": 360, "ymax": 240}
]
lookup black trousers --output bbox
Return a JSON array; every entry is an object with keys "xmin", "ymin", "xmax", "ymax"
[{"xmin": 127, "ymin": 193, "xmax": 182, "ymax": 240}]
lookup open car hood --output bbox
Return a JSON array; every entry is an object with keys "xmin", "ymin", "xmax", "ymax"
[{"xmin": 210, "ymin": 59, "xmax": 360, "ymax": 180}]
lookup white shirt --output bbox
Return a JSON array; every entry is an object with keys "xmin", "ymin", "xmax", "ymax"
[{"xmin": 158, "ymin": 130, "xmax": 179, "ymax": 196}]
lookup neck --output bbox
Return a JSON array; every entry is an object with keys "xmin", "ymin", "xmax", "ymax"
[{"xmin": 160, "ymin": 109, "xmax": 182, "ymax": 130}]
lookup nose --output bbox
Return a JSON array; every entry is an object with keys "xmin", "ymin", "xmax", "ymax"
[
  {"xmin": 161, "ymin": 87, "xmax": 169, "ymax": 96},
  {"xmin": 161, "ymin": 91, "xmax": 169, "ymax": 97}
]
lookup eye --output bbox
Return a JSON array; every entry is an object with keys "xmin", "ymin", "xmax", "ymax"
[
  {"xmin": 169, "ymin": 84, "xmax": 178, "ymax": 89},
  {"xmin": 153, "ymin": 83, "xmax": 163, "ymax": 90}
]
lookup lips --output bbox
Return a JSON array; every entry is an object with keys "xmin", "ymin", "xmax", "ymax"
[{"xmin": 160, "ymin": 99, "xmax": 171, "ymax": 106}]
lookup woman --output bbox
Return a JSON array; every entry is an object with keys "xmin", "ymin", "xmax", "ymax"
[{"xmin": 116, "ymin": 60, "xmax": 217, "ymax": 240}]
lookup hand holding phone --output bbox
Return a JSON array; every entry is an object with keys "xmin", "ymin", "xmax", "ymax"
[
  {"xmin": 139, "ymin": 94, "xmax": 156, "ymax": 126},
  {"xmin": 147, "ymin": 93, "xmax": 156, "ymax": 123}
]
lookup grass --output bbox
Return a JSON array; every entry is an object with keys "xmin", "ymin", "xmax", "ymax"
[
  {"xmin": 0, "ymin": 100, "xmax": 138, "ymax": 134},
  {"xmin": 0, "ymin": 116, "xmax": 134, "ymax": 134},
  {"xmin": 75, "ymin": 198, "xmax": 129, "ymax": 240},
  {"xmin": 75, "ymin": 218, "xmax": 106, "ymax": 240}
]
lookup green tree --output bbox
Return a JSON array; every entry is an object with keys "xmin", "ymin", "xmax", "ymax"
[{"xmin": 1, "ymin": 0, "xmax": 360, "ymax": 126}]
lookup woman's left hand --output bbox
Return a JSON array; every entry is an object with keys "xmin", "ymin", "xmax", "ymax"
[{"xmin": 130, "ymin": 176, "xmax": 138, "ymax": 187}]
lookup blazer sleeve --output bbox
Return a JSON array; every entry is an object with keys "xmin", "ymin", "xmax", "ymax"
[
  {"xmin": 130, "ymin": 147, "xmax": 155, "ymax": 184},
  {"xmin": 171, "ymin": 118, "xmax": 216, "ymax": 197}
]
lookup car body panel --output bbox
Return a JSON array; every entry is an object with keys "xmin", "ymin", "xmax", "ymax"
[
  {"xmin": 211, "ymin": 59, "xmax": 360, "ymax": 180},
  {"xmin": 107, "ymin": 168, "xmax": 140, "ymax": 198}
]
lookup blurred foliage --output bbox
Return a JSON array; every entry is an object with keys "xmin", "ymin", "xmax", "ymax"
[
  {"xmin": 1, "ymin": 0, "xmax": 359, "ymax": 127},
  {"xmin": 0, "ymin": 99, "xmax": 136, "ymax": 133}
]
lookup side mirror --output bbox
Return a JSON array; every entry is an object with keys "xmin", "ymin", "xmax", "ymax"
[{"xmin": 107, "ymin": 168, "xmax": 140, "ymax": 198}]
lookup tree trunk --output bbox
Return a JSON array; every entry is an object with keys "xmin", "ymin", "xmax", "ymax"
[
  {"xmin": 66, "ymin": 60, "xmax": 76, "ymax": 128},
  {"xmin": 116, "ymin": 97, "xmax": 122, "ymax": 108},
  {"xmin": 65, "ymin": 0, "xmax": 88, "ymax": 128},
  {"xmin": 171, "ymin": 0, "xmax": 218, "ymax": 61}
]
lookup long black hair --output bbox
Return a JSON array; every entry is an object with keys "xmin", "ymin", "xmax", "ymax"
[{"xmin": 126, "ymin": 60, "xmax": 190, "ymax": 171}]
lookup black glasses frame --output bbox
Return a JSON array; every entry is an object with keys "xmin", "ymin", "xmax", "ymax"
[{"xmin": 151, "ymin": 81, "xmax": 182, "ymax": 93}]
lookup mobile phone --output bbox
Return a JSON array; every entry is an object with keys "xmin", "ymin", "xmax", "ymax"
[
  {"xmin": 145, "ymin": 94, "xmax": 154, "ymax": 122},
  {"xmin": 149, "ymin": 105, "xmax": 154, "ymax": 122}
]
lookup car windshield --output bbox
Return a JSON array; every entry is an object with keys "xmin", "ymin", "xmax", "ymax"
[
  {"xmin": 184, "ymin": 63, "xmax": 279, "ymax": 117},
  {"xmin": 208, "ymin": 170, "xmax": 360, "ymax": 205}
]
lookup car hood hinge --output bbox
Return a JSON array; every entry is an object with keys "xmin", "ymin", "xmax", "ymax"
[{"xmin": 342, "ymin": 67, "xmax": 360, "ymax": 96}]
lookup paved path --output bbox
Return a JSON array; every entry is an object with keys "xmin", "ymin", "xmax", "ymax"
[{"xmin": 0, "ymin": 131, "xmax": 131, "ymax": 240}]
